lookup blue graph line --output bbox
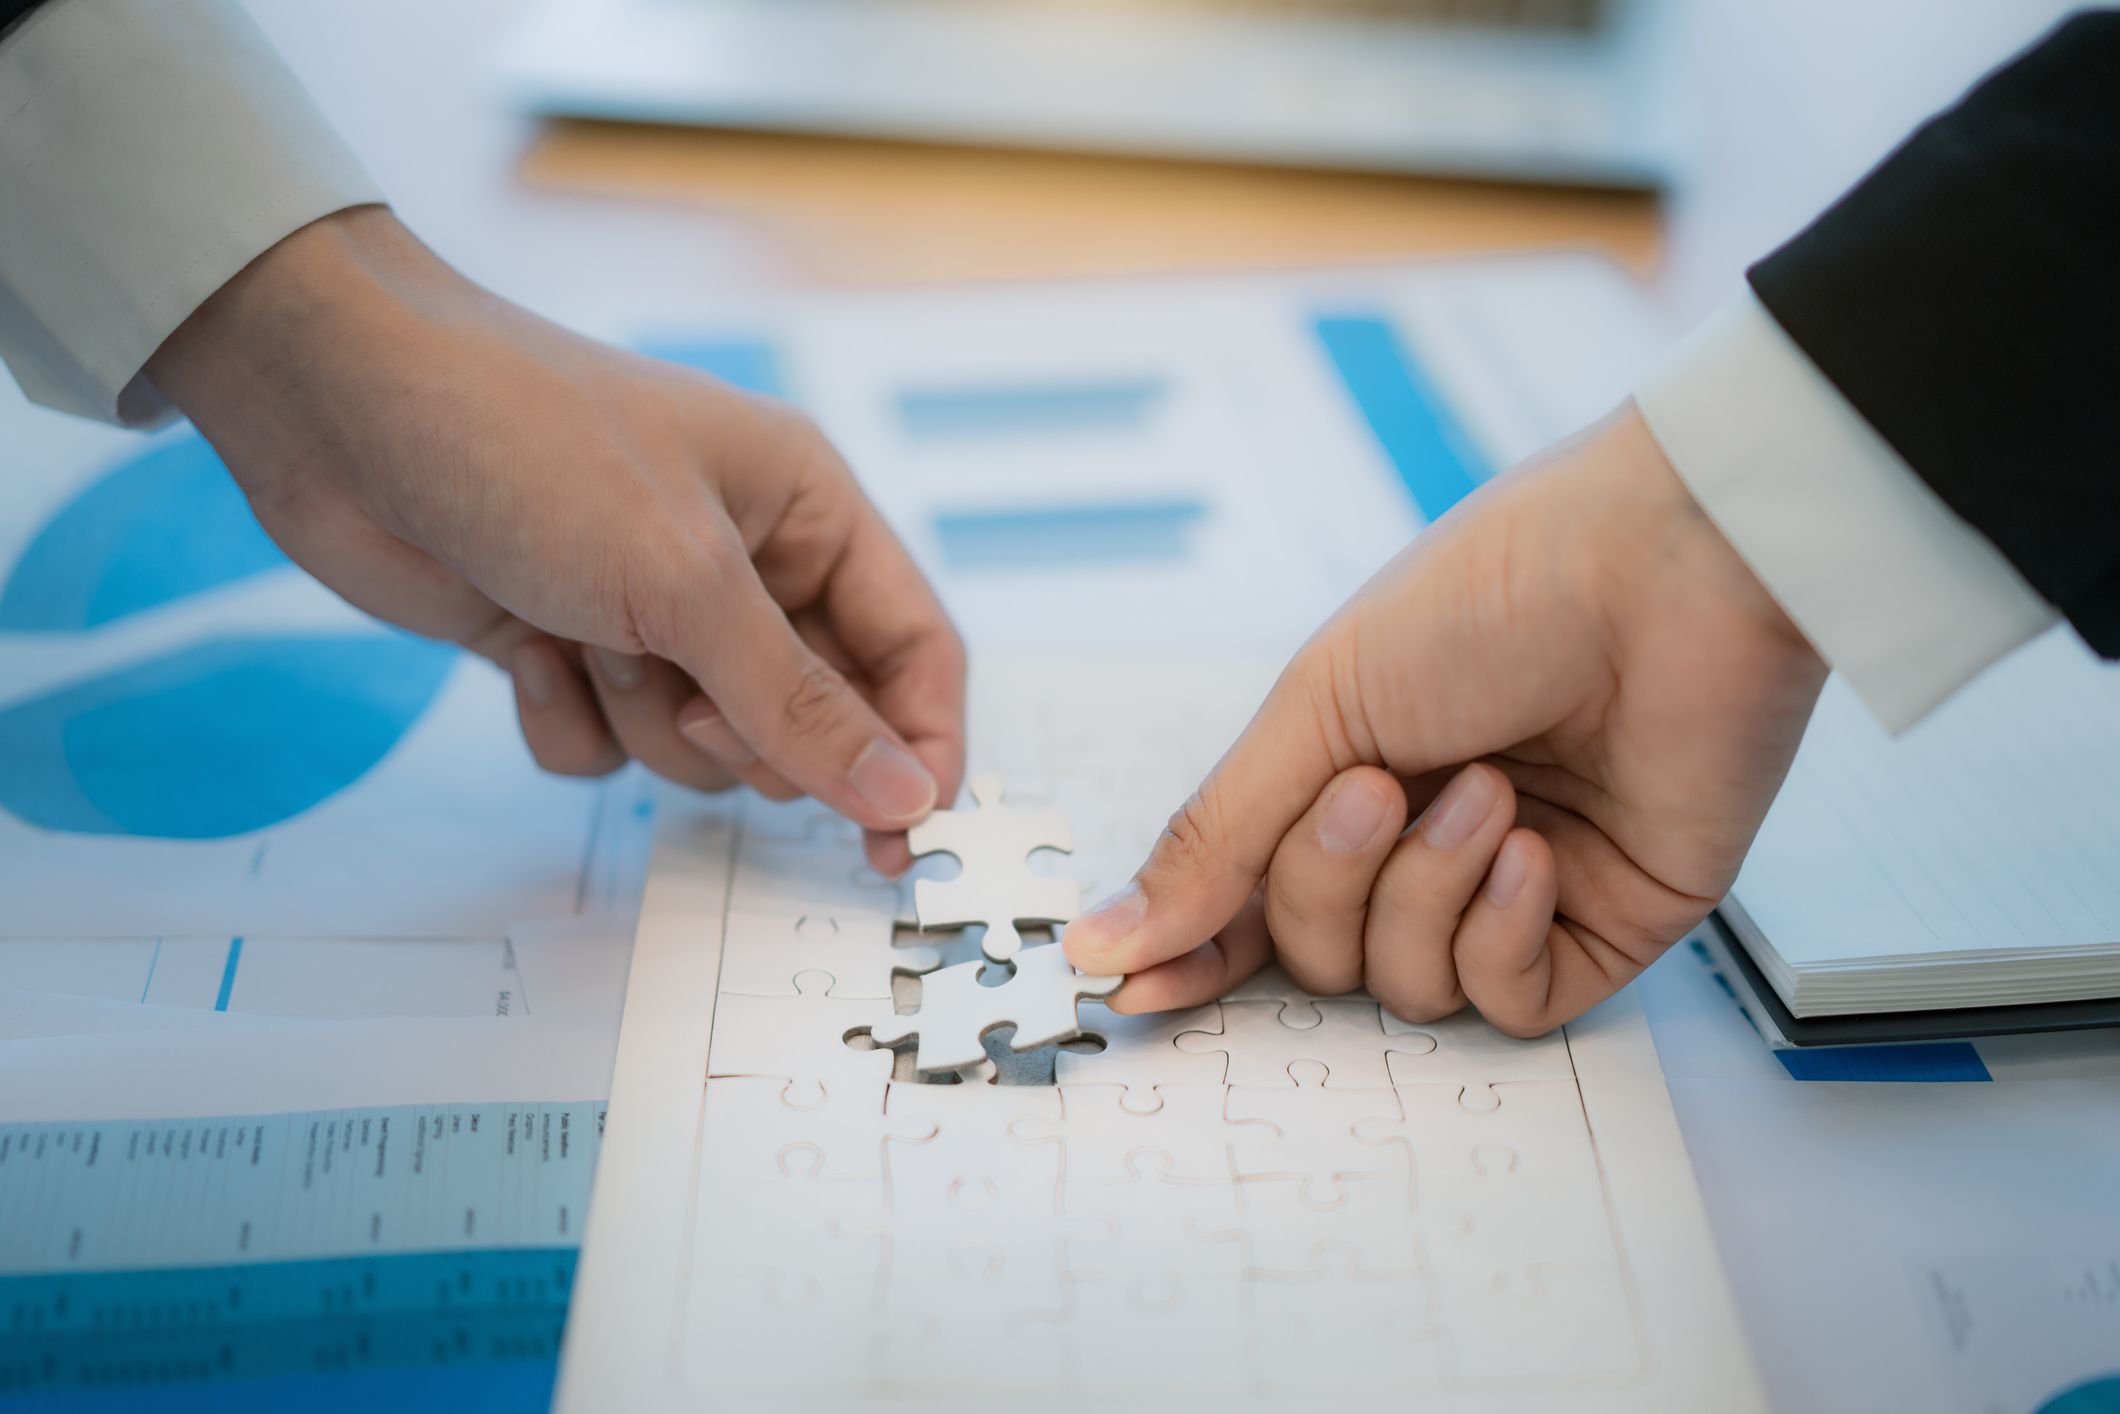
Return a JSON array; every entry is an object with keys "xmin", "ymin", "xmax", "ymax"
[
  {"xmin": 213, "ymin": 937, "xmax": 244, "ymax": 1012},
  {"xmin": 1313, "ymin": 314, "xmax": 1491, "ymax": 524},
  {"xmin": 138, "ymin": 939, "xmax": 162, "ymax": 1004},
  {"xmin": 1774, "ymin": 1042, "xmax": 1991, "ymax": 1083},
  {"xmin": 896, "ymin": 377, "xmax": 1168, "ymax": 440},
  {"xmin": 932, "ymin": 498, "xmax": 1208, "ymax": 571}
]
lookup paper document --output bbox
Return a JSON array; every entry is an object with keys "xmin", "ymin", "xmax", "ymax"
[{"xmin": 0, "ymin": 369, "xmax": 655, "ymax": 1408}]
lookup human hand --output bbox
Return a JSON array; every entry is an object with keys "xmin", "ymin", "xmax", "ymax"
[
  {"xmin": 144, "ymin": 206, "xmax": 964, "ymax": 872},
  {"xmin": 1063, "ymin": 404, "xmax": 1827, "ymax": 1035}
]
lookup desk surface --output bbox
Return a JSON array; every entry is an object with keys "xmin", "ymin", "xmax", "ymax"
[{"xmin": 518, "ymin": 120, "xmax": 1663, "ymax": 286}]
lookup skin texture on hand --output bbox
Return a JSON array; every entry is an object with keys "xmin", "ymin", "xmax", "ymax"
[
  {"xmin": 143, "ymin": 206, "xmax": 965, "ymax": 872},
  {"xmin": 1063, "ymin": 404, "xmax": 1829, "ymax": 1036}
]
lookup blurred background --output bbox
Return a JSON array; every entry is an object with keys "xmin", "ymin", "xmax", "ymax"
[{"xmin": 246, "ymin": 0, "xmax": 2076, "ymax": 339}]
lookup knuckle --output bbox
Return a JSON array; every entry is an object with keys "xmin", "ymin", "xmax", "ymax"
[
  {"xmin": 1484, "ymin": 1009, "xmax": 1556, "ymax": 1041},
  {"xmin": 1374, "ymin": 981, "xmax": 1467, "ymax": 1027},
  {"xmin": 778, "ymin": 658, "xmax": 855, "ymax": 744},
  {"xmin": 1151, "ymin": 791, "xmax": 1222, "ymax": 882},
  {"xmin": 533, "ymin": 738, "xmax": 624, "ymax": 779},
  {"xmin": 748, "ymin": 775, "xmax": 805, "ymax": 803}
]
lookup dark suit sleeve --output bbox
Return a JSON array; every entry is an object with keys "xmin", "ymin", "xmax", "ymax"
[
  {"xmin": 0, "ymin": 0, "xmax": 52, "ymax": 39},
  {"xmin": 1747, "ymin": 10, "xmax": 2120, "ymax": 658}
]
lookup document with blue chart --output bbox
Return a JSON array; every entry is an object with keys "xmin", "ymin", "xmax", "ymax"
[{"xmin": 0, "ymin": 377, "xmax": 650, "ymax": 1412}]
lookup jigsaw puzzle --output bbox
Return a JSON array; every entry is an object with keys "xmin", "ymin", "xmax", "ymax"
[{"xmin": 687, "ymin": 725, "xmax": 1655, "ymax": 1399}]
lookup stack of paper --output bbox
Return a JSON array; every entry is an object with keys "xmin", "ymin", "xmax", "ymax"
[{"xmin": 1726, "ymin": 628, "xmax": 2120, "ymax": 1018}]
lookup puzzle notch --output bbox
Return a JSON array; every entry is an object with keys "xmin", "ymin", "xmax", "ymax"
[
  {"xmin": 1173, "ymin": 998, "xmax": 1398, "ymax": 1089},
  {"xmin": 719, "ymin": 911, "xmax": 942, "ymax": 1000},
  {"xmin": 908, "ymin": 771, "xmax": 1081, "ymax": 962}
]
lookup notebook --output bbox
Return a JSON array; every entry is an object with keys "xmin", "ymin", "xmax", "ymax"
[{"xmin": 1719, "ymin": 626, "xmax": 2120, "ymax": 1024}]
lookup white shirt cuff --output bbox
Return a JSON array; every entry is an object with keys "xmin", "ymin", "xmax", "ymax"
[
  {"xmin": 0, "ymin": 0, "xmax": 384, "ymax": 426},
  {"xmin": 1635, "ymin": 291, "xmax": 2058, "ymax": 732}
]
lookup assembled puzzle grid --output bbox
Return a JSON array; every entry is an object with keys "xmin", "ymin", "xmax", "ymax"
[{"xmin": 685, "ymin": 672, "xmax": 1649, "ymax": 1396}]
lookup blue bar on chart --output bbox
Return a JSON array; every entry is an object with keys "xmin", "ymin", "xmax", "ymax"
[
  {"xmin": 931, "ymin": 498, "xmax": 1208, "ymax": 571},
  {"xmin": 896, "ymin": 377, "xmax": 1168, "ymax": 440},
  {"xmin": 637, "ymin": 338, "xmax": 786, "ymax": 399},
  {"xmin": 1312, "ymin": 314, "xmax": 1492, "ymax": 525}
]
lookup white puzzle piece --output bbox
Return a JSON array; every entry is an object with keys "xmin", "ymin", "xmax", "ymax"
[
  {"xmin": 718, "ymin": 910, "xmax": 942, "ymax": 1000},
  {"xmin": 880, "ymin": 1082, "xmax": 1083, "ymax": 1309},
  {"xmin": 1381, "ymin": 1006, "xmax": 1578, "ymax": 1086},
  {"xmin": 1248, "ymin": 1270, "xmax": 1446, "ymax": 1387},
  {"xmin": 1068, "ymin": 1269, "xmax": 1253, "ymax": 1391},
  {"xmin": 866, "ymin": 944, "xmax": 1120, "ymax": 1076},
  {"xmin": 730, "ymin": 836, "xmax": 906, "ymax": 919},
  {"xmin": 1224, "ymin": 1061, "xmax": 1406, "ymax": 1193},
  {"xmin": 907, "ymin": 771, "xmax": 1081, "ymax": 962},
  {"xmin": 1232, "ymin": 1173, "xmax": 1422, "ymax": 1278},
  {"xmin": 1059, "ymin": 1150, "xmax": 1248, "ymax": 1282},
  {"xmin": 686, "ymin": 1236, "xmax": 888, "ymax": 1390},
  {"xmin": 700, "ymin": 1073, "xmax": 936, "ymax": 1183},
  {"xmin": 707, "ymin": 982, "xmax": 900, "ymax": 1088},
  {"xmin": 1054, "ymin": 1001, "xmax": 1229, "ymax": 1092},
  {"xmin": 1010, "ymin": 1082, "xmax": 1245, "ymax": 1184},
  {"xmin": 1175, "ymin": 998, "xmax": 1397, "ymax": 1088},
  {"xmin": 1353, "ymin": 1080, "xmax": 1603, "ymax": 1188}
]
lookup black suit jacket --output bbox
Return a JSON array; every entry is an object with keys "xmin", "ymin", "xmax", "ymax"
[{"xmin": 1749, "ymin": 10, "xmax": 2120, "ymax": 658}]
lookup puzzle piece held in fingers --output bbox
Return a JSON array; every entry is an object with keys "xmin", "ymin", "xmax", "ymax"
[
  {"xmin": 908, "ymin": 771, "xmax": 1081, "ymax": 963},
  {"xmin": 867, "ymin": 944, "xmax": 1120, "ymax": 1076}
]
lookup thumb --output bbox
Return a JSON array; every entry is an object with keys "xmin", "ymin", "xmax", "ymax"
[{"xmin": 1063, "ymin": 641, "xmax": 1363, "ymax": 978}]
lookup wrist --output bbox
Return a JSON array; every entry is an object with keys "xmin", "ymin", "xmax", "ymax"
[
  {"xmin": 142, "ymin": 205, "xmax": 470, "ymax": 475},
  {"xmin": 1598, "ymin": 401, "xmax": 1825, "ymax": 670}
]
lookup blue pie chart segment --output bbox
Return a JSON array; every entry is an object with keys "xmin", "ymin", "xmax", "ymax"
[
  {"xmin": 2042, "ymin": 1376, "xmax": 2120, "ymax": 1414},
  {"xmin": 0, "ymin": 434, "xmax": 291, "ymax": 633},
  {"xmin": 0, "ymin": 633, "xmax": 457, "ymax": 839}
]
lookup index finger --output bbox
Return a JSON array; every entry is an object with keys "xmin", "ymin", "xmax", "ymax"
[
  {"xmin": 819, "ymin": 511, "xmax": 968, "ymax": 811},
  {"xmin": 1061, "ymin": 647, "xmax": 1356, "ymax": 978}
]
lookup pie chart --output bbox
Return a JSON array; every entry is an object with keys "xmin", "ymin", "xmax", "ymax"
[{"xmin": 0, "ymin": 435, "xmax": 456, "ymax": 839}]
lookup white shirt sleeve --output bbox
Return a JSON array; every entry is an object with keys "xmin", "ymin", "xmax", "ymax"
[
  {"xmin": 0, "ymin": 0, "xmax": 383, "ymax": 427},
  {"xmin": 1634, "ymin": 290, "xmax": 2058, "ymax": 732}
]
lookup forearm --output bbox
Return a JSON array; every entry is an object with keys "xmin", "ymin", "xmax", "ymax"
[
  {"xmin": 144, "ymin": 206, "xmax": 476, "ymax": 476},
  {"xmin": 0, "ymin": 0, "xmax": 381, "ymax": 425},
  {"xmin": 1748, "ymin": 11, "xmax": 2120, "ymax": 656},
  {"xmin": 1634, "ymin": 13, "xmax": 2115, "ymax": 731}
]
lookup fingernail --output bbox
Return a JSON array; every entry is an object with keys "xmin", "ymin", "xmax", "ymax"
[
  {"xmin": 679, "ymin": 706, "xmax": 756, "ymax": 766},
  {"xmin": 1065, "ymin": 882, "xmax": 1146, "ymax": 962},
  {"xmin": 848, "ymin": 738, "xmax": 937, "ymax": 822},
  {"xmin": 1422, "ymin": 766, "xmax": 1497, "ymax": 851},
  {"xmin": 589, "ymin": 645, "xmax": 645, "ymax": 691},
  {"xmin": 1485, "ymin": 837, "xmax": 1530, "ymax": 908},
  {"xmin": 513, "ymin": 642, "xmax": 558, "ymax": 709},
  {"xmin": 1317, "ymin": 777, "xmax": 1391, "ymax": 854}
]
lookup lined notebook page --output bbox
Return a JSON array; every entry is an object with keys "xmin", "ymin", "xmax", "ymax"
[{"xmin": 1732, "ymin": 628, "xmax": 2120, "ymax": 969}]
